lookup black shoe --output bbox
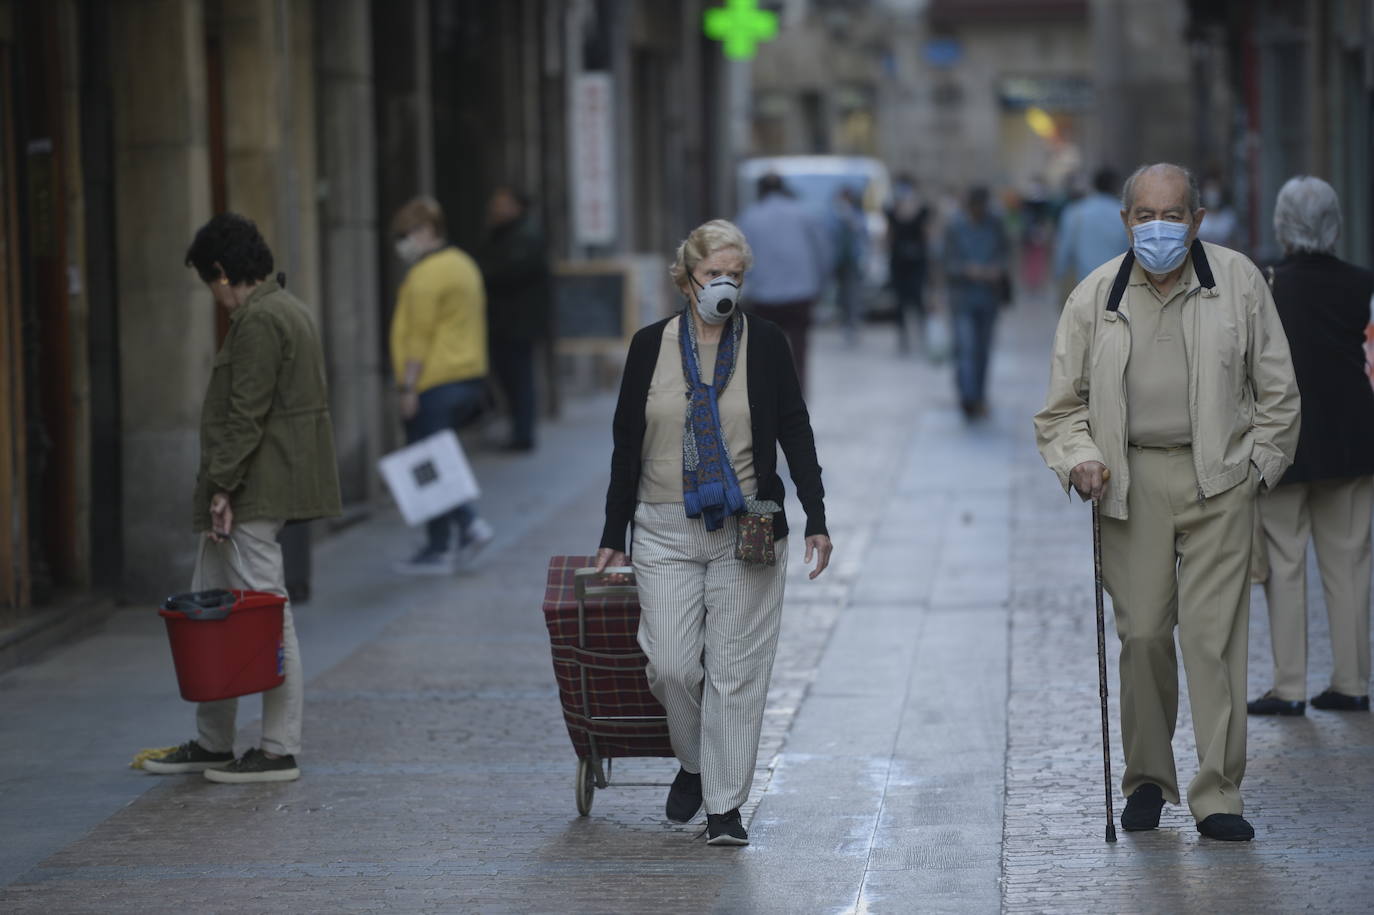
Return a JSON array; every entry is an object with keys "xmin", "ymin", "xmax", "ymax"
[
  {"xmin": 1309, "ymin": 689, "xmax": 1370, "ymax": 711},
  {"xmin": 1247, "ymin": 690, "xmax": 1306, "ymax": 716},
  {"xmin": 202, "ymin": 747, "xmax": 301, "ymax": 783},
  {"xmin": 706, "ymin": 808, "xmax": 748, "ymax": 846},
  {"xmin": 1197, "ymin": 813, "xmax": 1254, "ymax": 841},
  {"xmin": 1121, "ymin": 783, "xmax": 1165, "ymax": 831},
  {"xmin": 141, "ymin": 740, "xmax": 234, "ymax": 774},
  {"xmin": 665, "ymin": 767, "xmax": 703, "ymax": 823}
]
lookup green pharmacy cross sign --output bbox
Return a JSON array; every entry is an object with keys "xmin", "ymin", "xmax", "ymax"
[{"xmin": 704, "ymin": 0, "xmax": 779, "ymax": 61}]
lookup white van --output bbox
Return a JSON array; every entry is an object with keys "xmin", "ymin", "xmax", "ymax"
[{"xmin": 736, "ymin": 155, "xmax": 892, "ymax": 299}]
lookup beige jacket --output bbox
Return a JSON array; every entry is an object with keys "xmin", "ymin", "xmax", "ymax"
[{"xmin": 1034, "ymin": 242, "xmax": 1300, "ymax": 520}]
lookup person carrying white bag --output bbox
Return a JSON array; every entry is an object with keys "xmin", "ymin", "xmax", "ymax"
[{"xmin": 388, "ymin": 195, "xmax": 495, "ymax": 574}]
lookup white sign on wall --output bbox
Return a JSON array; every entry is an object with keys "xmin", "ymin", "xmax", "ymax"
[{"xmin": 571, "ymin": 72, "xmax": 616, "ymax": 247}]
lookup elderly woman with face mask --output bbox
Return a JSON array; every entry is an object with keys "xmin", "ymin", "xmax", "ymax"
[
  {"xmin": 1248, "ymin": 177, "xmax": 1374, "ymax": 717},
  {"xmin": 595, "ymin": 219, "xmax": 832, "ymax": 846}
]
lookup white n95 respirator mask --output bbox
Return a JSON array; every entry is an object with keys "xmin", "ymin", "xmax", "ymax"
[{"xmin": 691, "ymin": 275, "xmax": 741, "ymax": 325}]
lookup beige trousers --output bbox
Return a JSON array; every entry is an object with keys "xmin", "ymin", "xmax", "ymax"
[
  {"xmin": 1258, "ymin": 476, "xmax": 1373, "ymax": 700},
  {"xmin": 631, "ymin": 502, "xmax": 789, "ymax": 815},
  {"xmin": 1101, "ymin": 446, "xmax": 1256, "ymax": 821},
  {"xmin": 190, "ymin": 519, "xmax": 304, "ymax": 757}
]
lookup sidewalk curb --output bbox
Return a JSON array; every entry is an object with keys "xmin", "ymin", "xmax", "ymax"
[{"xmin": 0, "ymin": 596, "xmax": 119, "ymax": 675}]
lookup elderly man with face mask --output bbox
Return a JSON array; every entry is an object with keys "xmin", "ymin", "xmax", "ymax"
[{"xmin": 1034, "ymin": 163, "xmax": 1300, "ymax": 842}]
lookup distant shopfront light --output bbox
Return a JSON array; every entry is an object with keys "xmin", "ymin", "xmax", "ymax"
[
  {"xmin": 704, "ymin": 0, "xmax": 779, "ymax": 61},
  {"xmin": 1025, "ymin": 106, "xmax": 1058, "ymax": 140}
]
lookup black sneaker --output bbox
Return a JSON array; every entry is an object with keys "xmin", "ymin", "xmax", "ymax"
[
  {"xmin": 706, "ymin": 808, "xmax": 748, "ymax": 846},
  {"xmin": 1197, "ymin": 813, "xmax": 1254, "ymax": 841},
  {"xmin": 141, "ymin": 740, "xmax": 234, "ymax": 774},
  {"xmin": 1247, "ymin": 690, "xmax": 1306, "ymax": 716},
  {"xmin": 1310, "ymin": 689, "xmax": 1370, "ymax": 712},
  {"xmin": 203, "ymin": 748, "xmax": 301, "ymax": 783},
  {"xmin": 1120, "ymin": 783, "xmax": 1166, "ymax": 831},
  {"xmin": 665, "ymin": 767, "xmax": 703, "ymax": 823}
]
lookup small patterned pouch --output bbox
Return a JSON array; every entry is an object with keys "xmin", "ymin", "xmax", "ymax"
[{"xmin": 736, "ymin": 499, "xmax": 782, "ymax": 566}]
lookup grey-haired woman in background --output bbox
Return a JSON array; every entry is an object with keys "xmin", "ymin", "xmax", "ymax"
[{"xmin": 1249, "ymin": 176, "xmax": 1374, "ymax": 717}]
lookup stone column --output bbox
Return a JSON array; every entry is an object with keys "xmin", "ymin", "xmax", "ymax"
[
  {"xmin": 110, "ymin": 0, "xmax": 213, "ymax": 599},
  {"xmin": 218, "ymin": 0, "xmax": 320, "ymax": 318},
  {"xmin": 372, "ymin": 0, "xmax": 434, "ymax": 301},
  {"xmin": 316, "ymin": 0, "xmax": 382, "ymax": 504}
]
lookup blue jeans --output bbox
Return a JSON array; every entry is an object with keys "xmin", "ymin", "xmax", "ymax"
[
  {"xmin": 405, "ymin": 379, "xmax": 484, "ymax": 552},
  {"xmin": 952, "ymin": 303, "xmax": 999, "ymax": 407}
]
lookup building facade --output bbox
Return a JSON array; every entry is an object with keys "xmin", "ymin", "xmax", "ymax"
[
  {"xmin": 0, "ymin": 0, "xmax": 739, "ymax": 614},
  {"xmin": 1187, "ymin": 0, "xmax": 1374, "ymax": 266}
]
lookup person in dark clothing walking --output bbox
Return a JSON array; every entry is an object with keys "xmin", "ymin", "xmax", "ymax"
[
  {"xmin": 1249, "ymin": 176, "xmax": 1374, "ymax": 716},
  {"xmin": 477, "ymin": 186, "xmax": 551, "ymax": 452},
  {"xmin": 943, "ymin": 186, "xmax": 1010, "ymax": 419},
  {"xmin": 886, "ymin": 174, "xmax": 931, "ymax": 354}
]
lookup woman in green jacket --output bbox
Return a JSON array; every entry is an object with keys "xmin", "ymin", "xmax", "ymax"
[{"xmin": 144, "ymin": 213, "xmax": 341, "ymax": 784}]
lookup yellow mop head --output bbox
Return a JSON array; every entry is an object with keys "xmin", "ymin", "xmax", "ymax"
[{"xmin": 130, "ymin": 746, "xmax": 179, "ymax": 770}]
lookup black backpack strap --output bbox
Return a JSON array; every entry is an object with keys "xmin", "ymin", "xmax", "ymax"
[
  {"xmin": 1190, "ymin": 238, "xmax": 1216, "ymax": 291},
  {"xmin": 1107, "ymin": 240, "xmax": 1215, "ymax": 313},
  {"xmin": 1106, "ymin": 250, "xmax": 1135, "ymax": 313}
]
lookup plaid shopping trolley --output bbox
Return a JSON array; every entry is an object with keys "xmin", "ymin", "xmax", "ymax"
[{"xmin": 541, "ymin": 555, "xmax": 673, "ymax": 815}]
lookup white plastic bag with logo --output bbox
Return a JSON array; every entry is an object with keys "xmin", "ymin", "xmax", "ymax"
[{"xmin": 378, "ymin": 430, "xmax": 481, "ymax": 525}]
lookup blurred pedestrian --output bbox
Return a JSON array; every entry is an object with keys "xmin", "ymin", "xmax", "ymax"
[
  {"xmin": 1020, "ymin": 175, "xmax": 1053, "ymax": 295},
  {"xmin": 1053, "ymin": 167, "xmax": 1128, "ymax": 290},
  {"xmin": 943, "ymin": 186, "xmax": 1010, "ymax": 419},
  {"xmin": 477, "ymin": 185, "xmax": 550, "ymax": 453},
  {"xmin": 143, "ymin": 213, "xmax": 341, "ymax": 784},
  {"xmin": 595, "ymin": 219, "xmax": 832, "ymax": 846},
  {"xmin": 832, "ymin": 185, "xmax": 868, "ymax": 345},
  {"xmin": 1197, "ymin": 173, "xmax": 1239, "ymax": 248},
  {"xmin": 886, "ymin": 173, "xmax": 931, "ymax": 354},
  {"xmin": 735, "ymin": 173, "xmax": 832, "ymax": 390},
  {"xmin": 1035, "ymin": 163, "xmax": 1300, "ymax": 842},
  {"xmin": 388, "ymin": 195, "xmax": 495, "ymax": 575},
  {"xmin": 1249, "ymin": 177, "xmax": 1374, "ymax": 717}
]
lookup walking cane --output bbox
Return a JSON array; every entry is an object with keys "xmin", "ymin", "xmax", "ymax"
[{"xmin": 1091, "ymin": 470, "xmax": 1118, "ymax": 843}]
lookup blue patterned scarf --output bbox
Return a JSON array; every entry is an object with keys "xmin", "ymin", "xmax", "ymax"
[{"xmin": 679, "ymin": 311, "xmax": 746, "ymax": 530}]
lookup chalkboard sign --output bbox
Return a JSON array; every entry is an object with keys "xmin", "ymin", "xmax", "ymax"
[{"xmin": 552, "ymin": 261, "xmax": 636, "ymax": 354}]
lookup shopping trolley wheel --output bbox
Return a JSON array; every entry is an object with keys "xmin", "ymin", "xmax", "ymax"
[{"xmin": 575, "ymin": 758, "xmax": 595, "ymax": 816}]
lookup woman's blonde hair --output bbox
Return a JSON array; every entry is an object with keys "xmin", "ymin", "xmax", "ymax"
[{"xmin": 669, "ymin": 219, "xmax": 753, "ymax": 289}]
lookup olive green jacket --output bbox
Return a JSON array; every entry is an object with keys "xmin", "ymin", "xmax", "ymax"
[{"xmin": 193, "ymin": 281, "xmax": 342, "ymax": 531}]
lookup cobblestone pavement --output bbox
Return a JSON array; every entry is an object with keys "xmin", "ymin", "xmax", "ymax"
[{"xmin": 2, "ymin": 299, "xmax": 1372, "ymax": 914}]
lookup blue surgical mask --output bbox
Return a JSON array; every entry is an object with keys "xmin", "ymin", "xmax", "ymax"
[{"xmin": 1131, "ymin": 220, "xmax": 1192, "ymax": 274}]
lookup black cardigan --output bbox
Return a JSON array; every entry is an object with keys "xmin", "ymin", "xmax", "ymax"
[
  {"xmin": 1271, "ymin": 252, "xmax": 1374, "ymax": 485},
  {"xmin": 600, "ymin": 313, "xmax": 827, "ymax": 552}
]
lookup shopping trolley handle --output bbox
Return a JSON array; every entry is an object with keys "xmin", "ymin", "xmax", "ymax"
[{"xmin": 574, "ymin": 566, "xmax": 637, "ymax": 598}]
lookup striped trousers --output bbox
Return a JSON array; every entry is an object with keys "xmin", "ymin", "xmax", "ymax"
[{"xmin": 632, "ymin": 501, "xmax": 789, "ymax": 814}]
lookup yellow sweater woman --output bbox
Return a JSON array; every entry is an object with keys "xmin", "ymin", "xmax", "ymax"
[
  {"xmin": 390, "ymin": 246, "xmax": 488, "ymax": 393},
  {"xmin": 389, "ymin": 196, "xmax": 494, "ymax": 574}
]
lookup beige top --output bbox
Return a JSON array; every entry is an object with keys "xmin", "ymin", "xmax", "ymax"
[
  {"xmin": 639, "ymin": 317, "xmax": 755, "ymax": 503},
  {"xmin": 1126, "ymin": 260, "xmax": 1194, "ymax": 447}
]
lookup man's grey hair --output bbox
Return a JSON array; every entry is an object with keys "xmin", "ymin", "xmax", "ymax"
[
  {"xmin": 1273, "ymin": 175, "xmax": 1341, "ymax": 254},
  {"xmin": 1120, "ymin": 163, "xmax": 1201, "ymax": 215}
]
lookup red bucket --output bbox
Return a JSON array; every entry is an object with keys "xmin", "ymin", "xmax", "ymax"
[{"xmin": 159, "ymin": 589, "xmax": 286, "ymax": 702}]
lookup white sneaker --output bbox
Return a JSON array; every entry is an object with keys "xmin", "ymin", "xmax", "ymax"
[{"xmin": 456, "ymin": 518, "xmax": 495, "ymax": 567}]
